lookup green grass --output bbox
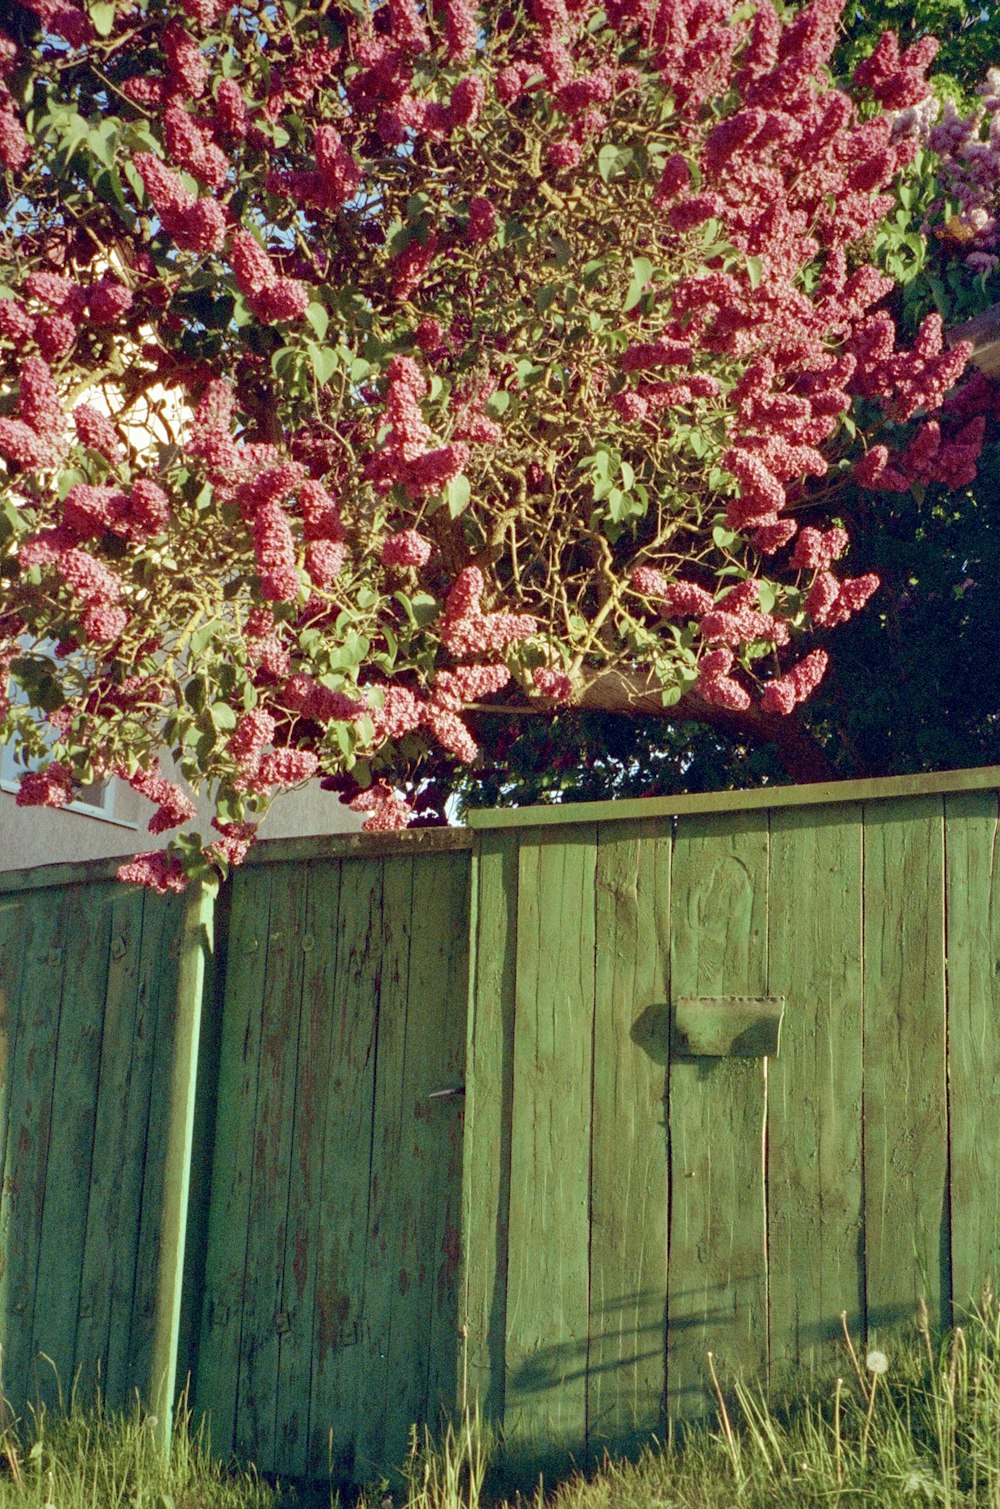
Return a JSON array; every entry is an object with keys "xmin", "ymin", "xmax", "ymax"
[{"xmin": 7, "ymin": 1302, "xmax": 1000, "ymax": 1508}]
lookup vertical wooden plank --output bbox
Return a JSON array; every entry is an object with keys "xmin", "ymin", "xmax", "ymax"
[
  {"xmin": 273, "ymin": 859, "xmax": 341, "ymax": 1480},
  {"xmin": 863, "ymin": 797, "xmax": 948, "ymax": 1332},
  {"xmin": 459, "ymin": 831, "xmax": 518, "ymax": 1427},
  {"xmin": 126, "ymin": 891, "xmax": 188, "ymax": 1405},
  {"xmin": 353, "ymin": 854, "xmax": 414, "ymax": 1479},
  {"xmin": 31, "ymin": 884, "xmax": 114, "ymax": 1409},
  {"xmin": 588, "ymin": 820, "xmax": 671, "ymax": 1461},
  {"xmin": 306, "ymin": 858, "xmax": 382, "ymax": 1483},
  {"xmin": 945, "ymin": 791, "xmax": 1000, "ymax": 1311},
  {"xmin": 767, "ymin": 806, "xmax": 864, "ymax": 1372},
  {"xmin": 504, "ymin": 828, "xmax": 596, "ymax": 1476},
  {"xmin": 193, "ymin": 865, "xmax": 272, "ymax": 1454},
  {"xmin": 233, "ymin": 864, "xmax": 309, "ymax": 1468},
  {"xmin": 103, "ymin": 891, "xmax": 171, "ymax": 1411},
  {"xmin": 395, "ymin": 850, "xmax": 470, "ymax": 1447},
  {"xmin": 0, "ymin": 893, "xmax": 29, "ymax": 1221},
  {"xmin": 667, "ymin": 810, "xmax": 769, "ymax": 1421},
  {"xmin": 74, "ymin": 889, "xmax": 148, "ymax": 1404},
  {"xmin": 0, "ymin": 887, "xmax": 70, "ymax": 1407}
]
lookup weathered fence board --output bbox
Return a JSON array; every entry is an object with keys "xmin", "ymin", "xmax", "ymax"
[
  {"xmin": 504, "ymin": 830, "xmax": 597, "ymax": 1472},
  {"xmin": 945, "ymin": 791, "xmax": 1000, "ymax": 1310},
  {"xmin": 666, "ymin": 812, "xmax": 769, "ymax": 1420},
  {"xmin": 192, "ymin": 846, "xmax": 471, "ymax": 1484},
  {"xmin": 3, "ymin": 770, "xmax": 1000, "ymax": 1487},
  {"xmin": 0, "ymin": 879, "xmax": 191, "ymax": 1415},
  {"xmin": 863, "ymin": 800, "xmax": 948, "ymax": 1332},
  {"xmin": 588, "ymin": 821, "xmax": 670, "ymax": 1459},
  {"xmin": 766, "ymin": 805, "xmax": 864, "ymax": 1370}
]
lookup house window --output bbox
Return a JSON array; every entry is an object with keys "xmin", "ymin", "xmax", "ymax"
[{"xmin": 0, "ymin": 654, "xmax": 130, "ymax": 824}]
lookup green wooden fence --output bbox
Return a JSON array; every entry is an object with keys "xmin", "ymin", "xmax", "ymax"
[{"xmin": 0, "ymin": 768, "xmax": 999, "ymax": 1485}]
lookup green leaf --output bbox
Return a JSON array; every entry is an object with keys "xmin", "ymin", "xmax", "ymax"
[
  {"xmin": 305, "ymin": 302, "xmax": 330, "ymax": 340},
  {"xmin": 620, "ymin": 459, "xmax": 635, "ymax": 491},
  {"xmin": 210, "ymin": 701, "xmax": 237, "ymax": 730},
  {"xmin": 89, "ymin": 1, "xmax": 116, "ymax": 35},
  {"xmin": 623, "ymin": 255, "xmax": 654, "ymax": 313},
  {"xmin": 446, "ymin": 473, "xmax": 471, "ymax": 518},
  {"xmin": 660, "ymin": 685, "xmax": 683, "ymax": 707},
  {"xmin": 306, "ymin": 342, "xmax": 339, "ymax": 384},
  {"xmin": 410, "ymin": 591, "xmax": 439, "ymax": 626},
  {"xmin": 713, "ymin": 524, "xmax": 737, "ymax": 549},
  {"xmin": 190, "ymin": 620, "xmax": 222, "ymax": 656},
  {"xmin": 746, "ymin": 255, "xmax": 764, "ymax": 291},
  {"xmin": 485, "ymin": 390, "xmax": 510, "ymax": 418}
]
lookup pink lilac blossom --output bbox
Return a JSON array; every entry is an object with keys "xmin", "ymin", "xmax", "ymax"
[
  {"xmin": 117, "ymin": 851, "xmax": 189, "ymax": 893},
  {"xmin": 0, "ymin": 300, "xmax": 34, "ymax": 343},
  {"xmin": 382, "ymin": 529, "xmax": 432, "ymax": 568},
  {"xmin": 73, "ymin": 404, "xmax": 122, "ymax": 460},
  {"xmin": 133, "ymin": 152, "xmax": 226, "ymax": 253},
  {"xmin": 228, "ymin": 708, "xmax": 277, "ymax": 761},
  {"xmin": 163, "ymin": 99, "xmax": 229, "ymax": 189},
  {"xmin": 35, "ymin": 313, "xmax": 77, "ymax": 362},
  {"xmin": 760, "ymin": 648, "xmax": 829, "ymax": 713},
  {"xmin": 432, "ymin": 664, "xmax": 510, "ymax": 709},
  {"xmin": 305, "ymin": 539, "xmax": 348, "ymax": 587},
  {"xmin": 251, "ymin": 748, "xmax": 320, "ymax": 790},
  {"xmin": 15, "ymin": 763, "xmax": 75, "ymax": 808},
  {"xmin": 367, "ymin": 684, "xmax": 424, "ymax": 742},
  {"xmin": 163, "ymin": 21, "xmax": 210, "ymax": 97},
  {"xmin": 207, "ymin": 818, "xmax": 258, "ymax": 868},
  {"xmin": 439, "ymin": 0, "xmax": 477, "ymax": 60},
  {"xmin": 81, "ymin": 603, "xmax": 128, "ymax": 643},
  {"xmin": 696, "ymin": 647, "xmax": 752, "ymax": 711},
  {"xmin": 348, "ymin": 783, "xmax": 414, "ymax": 830},
  {"xmin": 789, "ymin": 526, "xmax": 849, "ymax": 570},
  {"xmin": 128, "ymin": 766, "xmax": 197, "ymax": 833},
  {"xmin": 283, "ymin": 674, "xmax": 361, "ymax": 725},
  {"xmin": 423, "ymin": 702, "xmax": 479, "ymax": 762},
  {"xmin": 58, "ymin": 547, "xmax": 123, "ymax": 605},
  {"xmin": 533, "ymin": 666, "xmax": 573, "ymax": 701},
  {"xmin": 253, "ymin": 501, "xmax": 299, "ymax": 602},
  {"xmin": 214, "ymin": 79, "xmax": 249, "ymax": 138},
  {"xmin": 440, "ymin": 567, "xmax": 536, "ymax": 658}
]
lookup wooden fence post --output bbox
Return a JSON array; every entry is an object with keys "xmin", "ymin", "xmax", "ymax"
[{"xmin": 147, "ymin": 879, "xmax": 215, "ymax": 1459}]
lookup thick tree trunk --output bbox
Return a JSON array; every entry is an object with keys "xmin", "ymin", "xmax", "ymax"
[{"xmin": 573, "ymin": 668, "xmax": 838, "ymax": 785}]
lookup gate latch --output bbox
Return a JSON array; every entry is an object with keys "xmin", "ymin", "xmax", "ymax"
[{"xmin": 671, "ymin": 996, "xmax": 785, "ymax": 1059}]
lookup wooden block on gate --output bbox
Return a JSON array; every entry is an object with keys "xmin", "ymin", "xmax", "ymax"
[{"xmin": 671, "ymin": 996, "xmax": 785, "ymax": 1059}]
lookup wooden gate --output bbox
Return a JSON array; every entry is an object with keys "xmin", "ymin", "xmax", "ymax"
[
  {"xmin": 461, "ymin": 777, "xmax": 1000, "ymax": 1479},
  {"xmin": 189, "ymin": 840, "xmax": 471, "ymax": 1484}
]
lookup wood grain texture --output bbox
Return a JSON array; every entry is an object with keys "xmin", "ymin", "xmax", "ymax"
[
  {"xmin": 74, "ymin": 890, "xmax": 149, "ymax": 1408},
  {"xmin": 667, "ymin": 811, "xmax": 769, "ymax": 1421},
  {"xmin": 126, "ymin": 893, "xmax": 187, "ymax": 1406},
  {"xmin": 234, "ymin": 863, "xmax": 309, "ymax": 1466},
  {"xmin": 767, "ymin": 806, "xmax": 864, "ymax": 1370},
  {"xmin": 353, "ymin": 855, "xmax": 414, "ymax": 1478},
  {"xmin": 504, "ymin": 829, "xmax": 597, "ymax": 1474},
  {"xmin": 0, "ymin": 894, "xmax": 29, "ymax": 1206},
  {"xmin": 420, "ymin": 852, "xmax": 471, "ymax": 1430},
  {"xmin": 31, "ymin": 884, "xmax": 114, "ymax": 1408},
  {"xmin": 0, "ymin": 887, "xmax": 69, "ymax": 1405},
  {"xmin": 863, "ymin": 798, "xmax": 949, "ymax": 1333},
  {"xmin": 305, "ymin": 857, "xmax": 382, "ymax": 1483},
  {"xmin": 467, "ymin": 767, "xmax": 1000, "ymax": 831},
  {"xmin": 105, "ymin": 893, "xmax": 172, "ymax": 1410},
  {"xmin": 194, "ymin": 865, "xmax": 272, "ymax": 1453},
  {"xmin": 273, "ymin": 860, "xmax": 341, "ymax": 1480},
  {"xmin": 944, "ymin": 792, "xmax": 1000, "ymax": 1311},
  {"xmin": 460, "ymin": 831, "xmax": 518, "ymax": 1426},
  {"xmin": 588, "ymin": 820, "xmax": 670, "ymax": 1461}
]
